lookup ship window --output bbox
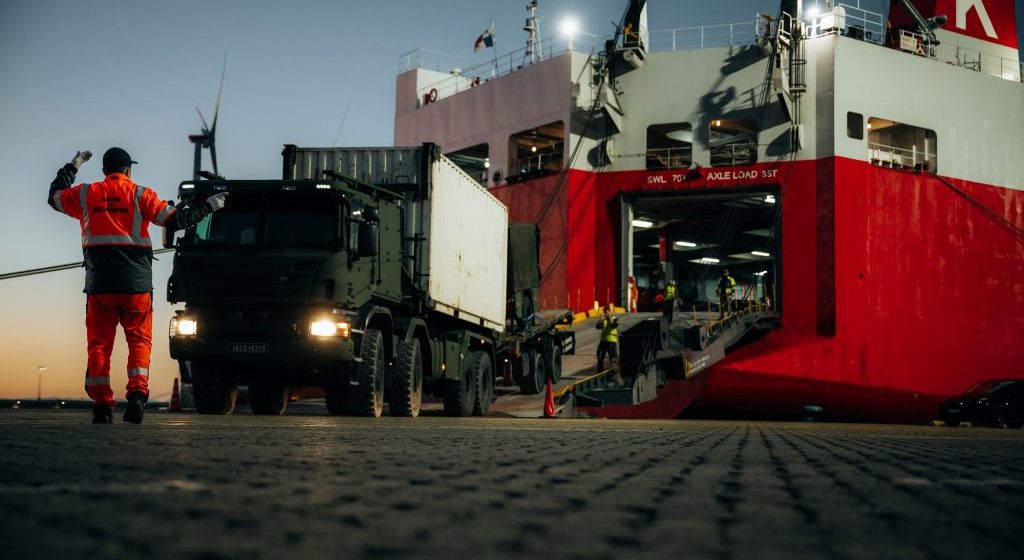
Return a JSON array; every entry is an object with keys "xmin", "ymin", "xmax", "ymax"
[
  {"xmin": 507, "ymin": 121, "xmax": 564, "ymax": 184},
  {"xmin": 709, "ymin": 118, "xmax": 757, "ymax": 167},
  {"xmin": 867, "ymin": 117, "xmax": 937, "ymax": 172},
  {"xmin": 646, "ymin": 123, "xmax": 692, "ymax": 170},
  {"xmin": 446, "ymin": 143, "xmax": 490, "ymax": 186},
  {"xmin": 847, "ymin": 112, "xmax": 864, "ymax": 140}
]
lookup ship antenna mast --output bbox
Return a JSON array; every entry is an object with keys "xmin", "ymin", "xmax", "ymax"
[{"xmin": 523, "ymin": 0, "xmax": 542, "ymax": 65}]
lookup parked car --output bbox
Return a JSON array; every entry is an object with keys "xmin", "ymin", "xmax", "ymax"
[{"xmin": 938, "ymin": 379, "xmax": 1024, "ymax": 428}]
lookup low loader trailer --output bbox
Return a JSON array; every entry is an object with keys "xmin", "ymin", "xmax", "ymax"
[{"xmin": 166, "ymin": 144, "xmax": 572, "ymax": 416}]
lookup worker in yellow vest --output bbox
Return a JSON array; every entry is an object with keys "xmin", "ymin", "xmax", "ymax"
[
  {"xmin": 663, "ymin": 279, "xmax": 678, "ymax": 314},
  {"xmin": 596, "ymin": 304, "xmax": 621, "ymax": 383},
  {"xmin": 717, "ymin": 269, "xmax": 736, "ymax": 319}
]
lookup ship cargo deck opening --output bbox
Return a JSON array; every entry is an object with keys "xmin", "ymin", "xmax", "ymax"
[{"xmin": 623, "ymin": 187, "xmax": 780, "ymax": 315}]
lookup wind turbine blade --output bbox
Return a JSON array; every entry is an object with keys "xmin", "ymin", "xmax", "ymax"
[
  {"xmin": 211, "ymin": 51, "xmax": 227, "ymax": 133},
  {"xmin": 196, "ymin": 107, "xmax": 210, "ymax": 133}
]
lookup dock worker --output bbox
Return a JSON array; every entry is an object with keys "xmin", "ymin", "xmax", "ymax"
[
  {"xmin": 717, "ymin": 269, "xmax": 736, "ymax": 319},
  {"xmin": 47, "ymin": 148, "xmax": 227, "ymax": 424},
  {"xmin": 663, "ymin": 279, "xmax": 678, "ymax": 314},
  {"xmin": 596, "ymin": 303, "xmax": 622, "ymax": 384}
]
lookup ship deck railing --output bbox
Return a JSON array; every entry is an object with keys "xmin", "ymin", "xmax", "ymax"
[
  {"xmin": 868, "ymin": 141, "xmax": 938, "ymax": 171},
  {"xmin": 401, "ymin": 35, "xmax": 599, "ymax": 104},
  {"xmin": 895, "ymin": 29, "xmax": 1023, "ymax": 83}
]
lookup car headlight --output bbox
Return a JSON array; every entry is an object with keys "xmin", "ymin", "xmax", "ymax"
[
  {"xmin": 170, "ymin": 316, "xmax": 198, "ymax": 338},
  {"xmin": 310, "ymin": 318, "xmax": 351, "ymax": 338}
]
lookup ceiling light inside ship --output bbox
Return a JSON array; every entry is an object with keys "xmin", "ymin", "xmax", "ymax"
[
  {"xmin": 752, "ymin": 251, "xmax": 771, "ymax": 257},
  {"xmin": 631, "ymin": 219, "xmax": 654, "ymax": 228},
  {"xmin": 765, "ymin": 195, "xmax": 776, "ymax": 204},
  {"xmin": 699, "ymin": 258, "xmax": 720, "ymax": 264},
  {"xmin": 675, "ymin": 241, "xmax": 697, "ymax": 247},
  {"xmin": 531, "ymin": 146, "xmax": 537, "ymax": 153}
]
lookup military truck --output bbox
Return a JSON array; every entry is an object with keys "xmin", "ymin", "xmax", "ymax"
[{"xmin": 166, "ymin": 144, "xmax": 572, "ymax": 416}]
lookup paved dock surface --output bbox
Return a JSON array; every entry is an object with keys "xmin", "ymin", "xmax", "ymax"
[{"xmin": 1, "ymin": 411, "xmax": 1022, "ymax": 560}]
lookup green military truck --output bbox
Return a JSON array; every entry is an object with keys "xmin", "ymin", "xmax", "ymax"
[{"xmin": 166, "ymin": 144, "xmax": 572, "ymax": 416}]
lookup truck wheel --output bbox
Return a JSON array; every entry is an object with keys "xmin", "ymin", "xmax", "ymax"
[
  {"xmin": 350, "ymin": 329, "xmax": 385, "ymax": 417},
  {"xmin": 472, "ymin": 351, "xmax": 494, "ymax": 416},
  {"xmin": 517, "ymin": 349, "xmax": 545, "ymax": 395},
  {"xmin": 546, "ymin": 342, "xmax": 563, "ymax": 384},
  {"xmin": 192, "ymin": 362, "xmax": 238, "ymax": 415},
  {"xmin": 389, "ymin": 339, "xmax": 423, "ymax": 417},
  {"xmin": 324, "ymin": 382, "xmax": 350, "ymax": 415},
  {"xmin": 443, "ymin": 356, "xmax": 478, "ymax": 417},
  {"xmin": 250, "ymin": 380, "xmax": 289, "ymax": 415}
]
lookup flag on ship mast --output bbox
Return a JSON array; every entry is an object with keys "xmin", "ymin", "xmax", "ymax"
[{"xmin": 475, "ymin": 21, "xmax": 495, "ymax": 51}]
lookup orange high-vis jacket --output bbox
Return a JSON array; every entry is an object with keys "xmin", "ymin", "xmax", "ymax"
[{"xmin": 48, "ymin": 163, "xmax": 212, "ymax": 293}]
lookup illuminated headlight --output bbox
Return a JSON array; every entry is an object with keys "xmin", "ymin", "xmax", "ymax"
[
  {"xmin": 170, "ymin": 317, "xmax": 198, "ymax": 337},
  {"xmin": 310, "ymin": 318, "xmax": 351, "ymax": 338}
]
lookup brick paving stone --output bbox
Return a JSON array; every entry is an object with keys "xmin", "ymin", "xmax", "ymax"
[{"xmin": 0, "ymin": 412, "xmax": 1023, "ymax": 559}]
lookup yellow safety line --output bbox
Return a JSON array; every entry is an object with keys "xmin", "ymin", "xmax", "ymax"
[{"xmin": 553, "ymin": 369, "xmax": 611, "ymax": 399}]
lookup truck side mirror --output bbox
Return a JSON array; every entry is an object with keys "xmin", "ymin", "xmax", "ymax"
[{"xmin": 357, "ymin": 222, "xmax": 378, "ymax": 258}]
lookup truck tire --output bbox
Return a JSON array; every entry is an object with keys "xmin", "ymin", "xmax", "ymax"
[
  {"xmin": 389, "ymin": 339, "xmax": 423, "ymax": 417},
  {"xmin": 517, "ymin": 349, "xmax": 545, "ymax": 395},
  {"xmin": 192, "ymin": 362, "xmax": 238, "ymax": 415},
  {"xmin": 443, "ymin": 356, "xmax": 478, "ymax": 417},
  {"xmin": 546, "ymin": 341, "xmax": 563, "ymax": 384},
  {"xmin": 472, "ymin": 351, "xmax": 494, "ymax": 416},
  {"xmin": 250, "ymin": 380, "xmax": 289, "ymax": 415},
  {"xmin": 350, "ymin": 329, "xmax": 385, "ymax": 417},
  {"xmin": 324, "ymin": 381, "xmax": 349, "ymax": 415}
]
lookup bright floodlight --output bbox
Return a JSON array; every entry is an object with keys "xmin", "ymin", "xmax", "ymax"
[
  {"xmin": 806, "ymin": 5, "xmax": 820, "ymax": 18},
  {"xmin": 560, "ymin": 18, "xmax": 579, "ymax": 38}
]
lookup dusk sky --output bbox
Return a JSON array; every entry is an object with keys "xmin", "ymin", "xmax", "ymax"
[{"xmin": 2, "ymin": 0, "xmax": 1017, "ymax": 399}]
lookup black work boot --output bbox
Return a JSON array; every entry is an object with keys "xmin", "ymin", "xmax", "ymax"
[
  {"xmin": 123, "ymin": 392, "xmax": 147, "ymax": 424},
  {"xmin": 92, "ymin": 404, "xmax": 113, "ymax": 424}
]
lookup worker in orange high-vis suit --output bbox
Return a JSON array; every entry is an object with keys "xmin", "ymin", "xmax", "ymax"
[{"xmin": 48, "ymin": 148, "xmax": 227, "ymax": 424}]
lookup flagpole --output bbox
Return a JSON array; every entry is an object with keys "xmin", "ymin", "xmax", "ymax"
[{"xmin": 490, "ymin": 19, "xmax": 498, "ymax": 77}]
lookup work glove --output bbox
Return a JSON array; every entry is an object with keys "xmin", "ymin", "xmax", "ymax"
[
  {"xmin": 71, "ymin": 150, "xmax": 92, "ymax": 169},
  {"xmin": 206, "ymin": 192, "xmax": 228, "ymax": 212}
]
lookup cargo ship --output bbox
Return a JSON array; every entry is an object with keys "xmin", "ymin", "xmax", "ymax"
[{"xmin": 393, "ymin": 0, "xmax": 1024, "ymax": 421}]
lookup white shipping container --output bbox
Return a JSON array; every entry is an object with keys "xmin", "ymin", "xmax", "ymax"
[{"xmin": 426, "ymin": 156, "xmax": 508, "ymax": 331}]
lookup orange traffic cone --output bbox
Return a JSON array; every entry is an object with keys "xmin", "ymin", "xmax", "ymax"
[
  {"xmin": 543, "ymin": 378, "xmax": 557, "ymax": 418},
  {"xmin": 169, "ymin": 378, "xmax": 182, "ymax": 412}
]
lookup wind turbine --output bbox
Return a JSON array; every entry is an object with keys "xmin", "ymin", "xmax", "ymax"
[{"xmin": 189, "ymin": 52, "xmax": 227, "ymax": 181}]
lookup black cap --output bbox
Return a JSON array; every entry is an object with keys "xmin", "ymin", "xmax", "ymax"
[{"xmin": 102, "ymin": 147, "xmax": 138, "ymax": 170}]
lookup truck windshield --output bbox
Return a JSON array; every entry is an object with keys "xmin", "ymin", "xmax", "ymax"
[{"xmin": 191, "ymin": 198, "xmax": 340, "ymax": 247}]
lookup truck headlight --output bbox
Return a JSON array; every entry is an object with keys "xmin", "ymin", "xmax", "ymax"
[
  {"xmin": 170, "ymin": 316, "xmax": 198, "ymax": 338},
  {"xmin": 310, "ymin": 318, "xmax": 351, "ymax": 338}
]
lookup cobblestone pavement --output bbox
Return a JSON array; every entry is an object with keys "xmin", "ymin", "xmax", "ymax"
[{"xmin": 1, "ymin": 411, "xmax": 1022, "ymax": 560}]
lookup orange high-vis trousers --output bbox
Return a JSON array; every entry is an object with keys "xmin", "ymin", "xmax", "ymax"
[{"xmin": 84, "ymin": 293, "xmax": 152, "ymax": 408}]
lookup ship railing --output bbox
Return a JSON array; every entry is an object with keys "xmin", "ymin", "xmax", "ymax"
[
  {"xmin": 648, "ymin": 21, "xmax": 758, "ymax": 52},
  {"xmin": 645, "ymin": 147, "xmax": 693, "ymax": 170},
  {"xmin": 508, "ymin": 152, "xmax": 564, "ymax": 181},
  {"xmin": 868, "ymin": 142, "xmax": 937, "ymax": 171},
  {"xmin": 710, "ymin": 142, "xmax": 758, "ymax": 167},
  {"xmin": 800, "ymin": 2, "xmax": 886, "ymax": 45},
  {"xmin": 896, "ymin": 29, "xmax": 1023, "ymax": 83},
  {"xmin": 407, "ymin": 36, "xmax": 599, "ymax": 104}
]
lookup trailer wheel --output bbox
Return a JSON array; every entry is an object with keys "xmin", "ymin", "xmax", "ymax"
[
  {"xmin": 350, "ymin": 329, "xmax": 385, "ymax": 417},
  {"xmin": 472, "ymin": 351, "xmax": 494, "ymax": 416},
  {"xmin": 324, "ymin": 381, "xmax": 349, "ymax": 415},
  {"xmin": 546, "ymin": 342, "xmax": 563, "ymax": 384},
  {"xmin": 250, "ymin": 379, "xmax": 289, "ymax": 415},
  {"xmin": 389, "ymin": 339, "xmax": 423, "ymax": 417},
  {"xmin": 192, "ymin": 361, "xmax": 238, "ymax": 415},
  {"xmin": 517, "ymin": 349, "xmax": 545, "ymax": 395},
  {"xmin": 443, "ymin": 356, "xmax": 478, "ymax": 417}
]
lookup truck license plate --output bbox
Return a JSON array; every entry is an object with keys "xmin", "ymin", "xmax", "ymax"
[{"xmin": 230, "ymin": 343, "xmax": 267, "ymax": 354}]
